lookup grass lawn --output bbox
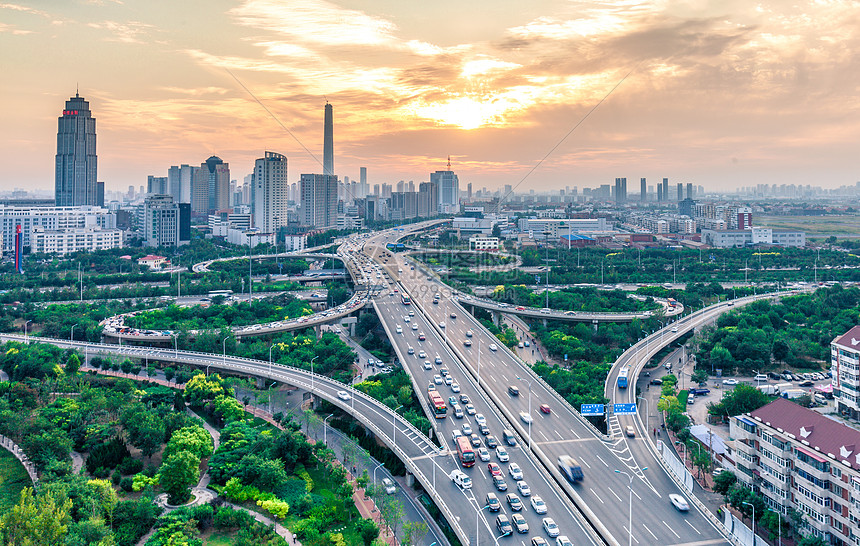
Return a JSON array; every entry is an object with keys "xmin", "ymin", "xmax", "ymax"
[
  {"xmin": 201, "ymin": 529, "xmax": 234, "ymax": 545},
  {"xmin": 0, "ymin": 450, "xmax": 32, "ymax": 513},
  {"xmin": 757, "ymin": 215, "xmax": 860, "ymax": 236}
]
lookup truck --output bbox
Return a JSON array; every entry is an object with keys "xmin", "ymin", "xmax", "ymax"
[
  {"xmin": 781, "ymin": 388, "xmax": 806, "ymax": 400},
  {"xmin": 557, "ymin": 455, "xmax": 584, "ymax": 483},
  {"xmin": 775, "ymin": 382, "xmax": 792, "ymax": 393},
  {"xmin": 756, "ymin": 384, "xmax": 780, "ymax": 396}
]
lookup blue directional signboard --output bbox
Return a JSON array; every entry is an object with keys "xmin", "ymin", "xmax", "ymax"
[
  {"xmin": 613, "ymin": 403, "xmax": 637, "ymax": 415},
  {"xmin": 580, "ymin": 404, "xmax": 605, "ymax": 416}
]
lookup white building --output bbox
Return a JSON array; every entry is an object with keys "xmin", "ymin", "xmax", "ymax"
[
  {"xmin": 468, "ymin": 236, "xmax": 499, "ymax": 251},
  {"xmin": 517, "ymin": 217, "xmax": 608, "ymax": 238},
  {"xmin": 252, "ymin": 151, "xmax": 289, "ymax": 233},
  {"xmin": 300, "ymin": 173, "xmax": 338, "ymax": 228},
  {"xmin": 227, "ymin": 228, "xmax": 274, "ymax": 246},
  {"xmin": 143, "ymin": 195, "xmax": 189, "ymax": 247},
  {"xmin": 31, "ymin": 226, "xmax": 123, "ymax": 255},
  {"xmin": 284, "ymin": 234, "xmax": 307, "ymax": 252},
  {"xmin": 0, "ymin": 205, "xmax": 116, "ymax": 253},
  {"xmin": 209, "ymin": 212, "xmax": 253, "ymax": 237},
  {"xmin": 832, "ymin": 325, "xmax": 860, "ymax": 421},
  {"xmin": 337, "ymin": 215, "xmax": 364, "ymax": 230}
]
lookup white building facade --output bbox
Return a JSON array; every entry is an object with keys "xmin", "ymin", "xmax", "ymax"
[{"xmin": 31, "ymin": 226, "xmax": 123, "ymax": 255}]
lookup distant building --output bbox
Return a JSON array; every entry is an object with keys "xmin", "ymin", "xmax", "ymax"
[
  {"xmin": 167, "ymin": 164, "xmax": 195, "ymax": 204},
  {"xmin": 300, "ymin": 174, "xmax": 338, "ymax": 228},
  {"xmin": 55, "ymin": 92, "xmax": 98, "ymax": 207},
  {"xmin": 138, "ymin": 254, "xmax": 170, "ymax": 269},
  {"xmin": 432, "ymin": 162, "xmax": 459, "ymax": 212},
  {"xmin": 701, "ymin": 228, "xmax": 805, "ymax": 248},
  {"xmin": 147, "ymin": 175, "xmax": 168, "ymax": 195},
  {"xmin": 208, "ymin": 211, "xmax": 253, "ymax": 237},
  {"xmin": 192, "ymin": 156, "xmax": 230, "ymax": 215},
  {"xmin": 0, "ymin": 205, "xmax": 115, "ymax": 253},
  {"xmin": 252, "ymin": 151, "xmax": 289, "ymax": 233},
  {"xmin": 831, "ymin": 326, "xmax": 860, "ymax": 421},
  {"xmin": 283, "ymin": 234, "xmax": 307, "ymax": 252},
  {"xmin": 323, "ymin": 103, "xmax": 334, "ymax": 176},
  {"xmin": 143, "ymin": 195, "xmax": 190, "ymax": 247},
  {"xmin": 730, "ymin": 397, "xmax": 860, "ymax": 544},
  {"xmin": 468, "ymin": 236, "xmax": 499, "ymax": 251},
  {"xmin": 559, "ymin": 234, "xmax": 596, "ymax": 248},
  {"xmin": 31, "ymin": 225, "xmax": 123, "ymax": 255}
]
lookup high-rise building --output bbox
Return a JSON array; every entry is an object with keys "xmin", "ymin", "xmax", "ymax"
[
  {"xmin": 640, "ymin": 178, "xmax": 646, "ymax": 202},
  {"xmin": 147, "ymin": 175, "xmax": 168, "ymax": 195},
  {"xmin": 431, "ymin": 158, "xmax": 459, "ymax": 213},
  {"xmin": 192, "ymin": 156, "xmax": 229, "ymax": 215},
  {"xmin": 143, "ymin": 195, "xmax": 190, "ymax": 247},
  {"xmin": 252, "ymin": 151, "xmax": 288, "ymax": 233},
  {"xmin": 96, "ymin": 182, "xmax": 105, "ymax": 207},
  {"xmin": 323, "ymin": 103, "xmax": 334, "ymax": 176},
  {"xmin": 662, "ymin": 178, "xmax": 669, "ymax": 202},
  {"xmin": 418, "ymin": 182, "xmax": 438, "ymax": 218},
  {"xmin": 300, "ymin": 174, "xmax": 338, "ymax": 228},
  {"xmin": 677, "ymin": 183, "xmax": 683, "ymax": 202},
  {"xmin": 55, "ymin": 92, "xmax": 98, "ymax": 206},
  {"xmin": 657, "ymin": 185, "xmax": 663, "ymax": 202},
  {"xmin": 687, "ymin": 183, "xmax": 694, "ymax": 199},
  {"xmin": 360, "ymin": 167, "xmax": 368, "ymax": 197},
  {"xmin": 167, "ymin": 164, "xmax": 195, "ymax": 204}
]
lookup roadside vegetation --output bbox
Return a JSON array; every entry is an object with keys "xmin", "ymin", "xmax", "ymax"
[
  {"xmin": 129, "ymin": 294, "xmax": 313, "ymax": 331},
  {"xmin": 488, "ymin": 284, "xmax": 659, "ymax": 313}
]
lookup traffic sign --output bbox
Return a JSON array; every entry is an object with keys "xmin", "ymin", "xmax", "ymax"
[
  {"xmin": 580, "ymin": 404, "xmax": 604, "ymax": 416},
  {"xmin": 613, "ymin": 403, "xmax": 637, "ymax": 415}
]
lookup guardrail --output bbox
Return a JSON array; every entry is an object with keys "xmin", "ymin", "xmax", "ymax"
[{"xmin": 0, "ymin": 433, "xmax": 39, "ymax": 487}]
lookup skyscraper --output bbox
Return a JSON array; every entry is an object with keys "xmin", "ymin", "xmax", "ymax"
[
  {"xmin": 300, "ymin": 174, "xmax": 338, "ymax": 228},
  {"xmin": 431, "ymin": 157, "xmax": 459, "ymax": 213},
  {"xmin": 168, "ymin": 164, "xmax": 195, "ymax": 204},
  {"xmin": 192, "ymin": 156, "xmax": 229, "ymax": 214},
  {"xmin": 662, "ymin": 178, "xmax": 669, "ymax": 202},
  {"xmin": 640, "ymin": 178, "xmax": 647, "ymax": 202},
  {"xmin": 55, "ymin": 92, "xmax": 98, "ymax": 206},
  {"xmin": 677, "ymin": 183, "xmax": 683, "ymax": 202},
  {"xmin": 323, "ymin": 103, "xmax": 334, "ymax": 176},
  {"xmin": 252, "ymin": 151, "xmax": 288, "ymax": 233}
]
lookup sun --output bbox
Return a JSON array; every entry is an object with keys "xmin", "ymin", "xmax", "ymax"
[{"xmin": 408, "ymin": 96, "xmax": 522, "ymax": 130}]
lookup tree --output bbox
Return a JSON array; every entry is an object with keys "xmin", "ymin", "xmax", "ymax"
[
  {"xmin": 65, "ymin": 354, "xmax": 81, "ymax": 376},
  {"xmin": 402, "ymin": 521, "xmax": 428, "ymax": 546},
  {"xmin": 163, "ymin": 424, "xmax": 213, "ymax": 460},
  {"xmin": 712, "ymin": 470, "xmax": 736, "ymax": 495},
  {"xmin": 708, "ymin": 384, "xmax": 771, "ymax": 418},
  {"xmin": 163, "ymin": 367, "xmax": 176, "ymax": 384},
  {"xmin": 183, "ymin": 373, "xmax": 228, "ymax": 408},
  {"xmin": 158, "ymin": 451, "xmax": 200, "ymax": 505},
  {"xmin": 772, "ymin": 340, "xmax": 789, "ymax": 363},
  {"xmin": 760, "ymin": 510, "xmax": 789, "ymax": 541},
  {"xmin": 379, "ymin": 495, "xmax": 404, "ymax": 539},
  {"xmin": 1, "ymin": 487, "xmax": 72, "ymax": 546},
  {"xmin": 356, "ymin": 519, "xmax": 379, "ymax": 546},
  {"xmin": 87, "ymin": 479, "xmax": 118, "ymax": 530},
  {"xmin": 691, "ymin": 369, "xmax": 709, "ymax": 385},
  {"xmin": 120, "ymin": 359, "xmax": 134, "ymax": 375},
  {"xmin": 798, "ymin": 537, "xmax": 828, "ymax": 546},
  {"xmin": 126, "ymin": 411, "xmax": 166, "ymax": 460},
  {"xmin": 709, "ymin": 344, "xmax": 734, "ymax": 374}
]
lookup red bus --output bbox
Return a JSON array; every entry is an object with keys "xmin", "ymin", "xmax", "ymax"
[
  {"xmin": 428, "ymin": 390, "xmax": 447, "ymax": 419},
  {"xmin": 667, "ymin": 298, "xmax": 678, "ymax": 308},
  {"xmin": 456, "ymin": 435, "xmax": 475, "ymax": 468}
]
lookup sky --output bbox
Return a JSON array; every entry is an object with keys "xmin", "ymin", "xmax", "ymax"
[{"xmin": 2, "ymin": 0, "xmax": 860, "ymax": 194}]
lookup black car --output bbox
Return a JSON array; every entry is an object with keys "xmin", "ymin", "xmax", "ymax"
[
  {"xmin": 479, "ymin": 423, "xmax": 490, "ymax": 435},
  {"xmin": 650, "ymin": 378, "xmax": 663, "ymax": 385},
  {"xmin": 486, "ymin": 435, "xmax": 499, "ymax": 448},
  {"xmin": 508, "ymin": 385, "xmax": 520, "ymax": 396},
  {"xmin": 506, "ymin": 493, "xmax": 523, "ymax": 511},
  {"xmin": 459, "ymin": 394, "xmax": 471, "ymax": 404}
]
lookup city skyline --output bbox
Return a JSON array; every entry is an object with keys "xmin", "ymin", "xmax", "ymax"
[{"xmin": 3, "ymin": 1, "xmax": 860, "ymax": 193}]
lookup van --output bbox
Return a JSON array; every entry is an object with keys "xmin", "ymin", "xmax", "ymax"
[
  {"xmin": 813, "ymin": 393, "xmax": 828, "ymax": 406},
  {"xmin": 450, "ymin": 469, "xmax": 472, "ymax": 489},
  {"xmin": 753, "ymin": 374, "xmax": 768, "ymax": 382},
  {"xmin": 502, "ymin": 429, "xmax": 517, "ymax": 447},
  {"xmin": 453, "ymin": 405, "xmax": 464, "ymax": 419}
]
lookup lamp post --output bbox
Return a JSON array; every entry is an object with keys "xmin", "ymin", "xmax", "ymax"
[
  {"xmin": 373, "ymin": 461, "xmax": 385, "ymax": 485},
  {"xmin": 615, "ymin": 467, "xmax": 646, "ymax": 546},
  {"xmin": 637, "ymin": 396, "xmax": 649, "ymax": 432},
  {"xmin": 742, "ymin": 501, "xmax": 756, "ymax": 543},
  {"xmin": 323, "ymin": 413, "xmax": 334, "ymax": 445},
  {"xmin": 24, "ymin": 320, "xmax": 32, "ymax": 344},
  {"xmin": 476, "ymin": 503, "xmax": 492, "ymax": 545},
  {"xmin": 171, "ymin": 333, "xmax": 178, "ymax": 361},
  {"xmin": 269, "ymin": 344, "xmax": 277, "ymax": 378},
  {"xmin": 310, "ymin": 355, "xmax": 319, "ymax": 394},
  {"xmin": 517, "ymin": 376, "xmax": 533, "ymax": 449},
  {"xmin": 71, "ymin": 323, "xmax": 80, "ymax": 342}
]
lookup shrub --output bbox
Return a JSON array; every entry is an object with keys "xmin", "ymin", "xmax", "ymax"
[{"xmin": 120, "ymin": 476, "xmax": 134, "ymax": 492}]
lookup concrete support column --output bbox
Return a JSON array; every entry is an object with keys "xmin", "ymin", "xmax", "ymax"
[
  {"xmin": 406, "ymin": 472, "xmax": 415, "ymax": 487},
  {"xmin": 492, "ymin": 311, "xmax": 501, "ymax": 327}
]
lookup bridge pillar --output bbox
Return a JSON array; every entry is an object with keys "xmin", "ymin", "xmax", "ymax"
[
  {"xmin": 405, "ymin": 472, "xmax": 415, "ymax": 487},
  {"xmin": 542, "ymin": 318, "xmax": 547, "ymax": 328},
  {"xmin": 592, "ymin": 319, "xmax": 599, "ymax": 332},
  {"xmin": 255, "ymin": 377, "xmax": 265, "ymax": 388},
  {"xmin": 349, "ymin": 321, "xmax": 356, "ymax": 337},
  {"xmin": 491, "ymin": 311, "xmax": 501, "ymax": 327},
  {"xmin": 314, "ymin": 325, "xmax": 321, "ymax": 338}
]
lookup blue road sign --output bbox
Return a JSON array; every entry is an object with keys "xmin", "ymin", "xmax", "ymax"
[
  {"xmin": 535, "ymin": 275, "xmax": 541, "ymax": 282},
  {"xmin": 613, "ymin": 403, "xmax": 637, "ymax": 415},
  {"xmin": 580, "ymin": 404, "xmax": 605, "ymax": 416}
]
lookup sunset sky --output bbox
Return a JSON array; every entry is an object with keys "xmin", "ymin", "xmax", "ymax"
[{"xmin": 2, "ymin": 0, "xmax": 860, "ymax": 194}]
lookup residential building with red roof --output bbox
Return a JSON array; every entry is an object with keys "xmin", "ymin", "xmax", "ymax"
[{"xmin": 831, "ymin": 325, "xmax": 860, "ymax": 421}]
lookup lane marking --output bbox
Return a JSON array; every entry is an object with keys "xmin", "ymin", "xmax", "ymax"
[
  {"xmin": 595, "ymin": 454, "xmax": 609, "ymax": 467},
  {"xmin": 589, "ymin": 488, "xmax": 604, "ymax": 503},
  {"xmin": 662, "ymin": 520, "xmax": 680, "ymax": 539},
  {"xmin": 642, "ymin": 523, "xmax": 657, "ymax": 540},
  {"xmin": 685, "ymin": 520, "xmax": 701, "ymax": 535},
  {"xmin": 607, "ymin": 487, "xmax": 622, "ymax": 503}
]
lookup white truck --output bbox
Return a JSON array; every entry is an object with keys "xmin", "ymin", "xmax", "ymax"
[
  {"xmin": 781, "ymin": 388, "xmax": 806, "ymax": 400},
  {"xmin": 450, "ymin": 469, "xmax": 472, "ymax": 489},
  {"xmin": 756, "ymin": 384, "xmax": 780, "ymax": 396}
]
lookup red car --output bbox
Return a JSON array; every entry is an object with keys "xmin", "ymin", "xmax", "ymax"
[
  {"xmin": 488, "ymin": 462, "xmax": 503, "ymax": 477},
  {"xmin": 418, "ymin": 333, "xmax": 426, "ymax": 341},
  {"xmin": 516, "ymin": 306, "xmax": 525, "ymax": 311},
  {"xmin": 539, "ymin": 404, "xmax": 551, "ymax": 414}
]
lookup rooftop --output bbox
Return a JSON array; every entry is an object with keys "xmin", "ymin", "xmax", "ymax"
[
  {"xmin": 832, "ymin": 325, "xmax": 860, "ymax": 350},
  {"xmin": 748, "ymin": 397, "xmax": 860, "ymax": 471}
]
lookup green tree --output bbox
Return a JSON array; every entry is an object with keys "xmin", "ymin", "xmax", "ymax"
[
  {"xmin": 709, "ymin": 384, "xmax": 771, "ymax": 418},
  {"xmin": 797, "ymin": 537, "xmax": 828, "ymax": 546},
  {"xmin": 65, "ymin": 354, "xmax": 81, "ymax": 376},
  {"xmin": 772, "ymin": 340, "xmax": 789, "ymax": 363},
  {"xmin": 163, "ymin": 424, "xmax": 213, "ymax": 460},
  {"xmin": 1, "ymin": 487, "xmax": 72, "ymax": 546},
  {"xmin": 356, "ymin": 519, "xmax": 379, "ymax": 546},
  {"xmin": 402, "ymin": 521, "xmax": 428, "ymax": 546},
  {"xmin": 709, "ymin": 344, "xmax": 734, "ymax": 374},
  {"xmin": 712, "ymin": 470, "xmax": 736, "ymax": 495},
  {"xmin": 158, "ymin": 451, "xmax": 201, "ymax": 505},
  {"xmin": 691, "ymin": 369, "xmax": 709, "ymax": 385},
  {"xmin": 120, "ymin": 359, "xmax": 134, "ymax": 374},
  {"xmin": 125, "ymin": 410, "xmax": 166, "ymax": 460}
]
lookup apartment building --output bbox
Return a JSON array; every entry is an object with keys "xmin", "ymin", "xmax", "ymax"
[
  {"xmin": 832, "ymin": 326, "xmax": 860, "ymax": 421},
  {"xmin": 730, "ymin": 397, "xmax": 860, "ymax": 544}
]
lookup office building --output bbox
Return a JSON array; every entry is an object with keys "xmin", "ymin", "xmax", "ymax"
[
  {"xmin": 31, "ymin": 225, "xmax": 123, "ymax": 255},
  {"xmin": 323, "ymin": 103, "xmax": 334, "ymax": 176},
  {"xmin": 687, "ymin": 183, "xmax": 694, "ymax": 199},
  {"xmin": 0, "ymin": 205, "xmax": 115, "ymax": 253},
  {"xmin": 251, "ymin": 151, "xmax": 288, "ymax": 233},
  {"xmin": 432, "ymin": 159, "xmax": 460, "ymax": 213},
  {"xmin": 418, "ymin": 182, "xmax": 439, "ymax": 218},
  {"xmin": 208, "ymin": 211, "xmax": 253, "ymax": 237},
  {"xmin": 677, "ymin": 183, "xmax": 683, "ymax": 202},
  {"xmin": 662, "ymin": 178, "xmax": 669, "ymax": 202},
  {"xmin": 143, "ymin": 195, "xmax": 190, "ymax": 247},
  {"xmin": 641, "ymin": 178, "xmax": 647, "ymax": 202},
  {"xmin": 147, "ymin": 175, "xmax": 168, "ymax": 195},
  {"xmin": 192, "ymin": 156, "xmax": 230, "ymax": 215},
  {"xmin": 96, "ymin": 182, "xmax": 105, "ymax": 207},
  {"xmin": 300, "ymin": 174, "xmax": 338, "ymax": 228},
  {"xmin": 678, "ymin": 198, "xmax": 696, "ymax": 219},
  {"xmin": 167, "ymin": 164, "xmax": 195, "ymax": 203},
  {"xmin": 700, "ymin": 228, "xmax": 805, "ymax": 248},
  {"xmin": 468, "ymin": 236, "xmax": 499, "ymax": 251},
  {"xmin": 55, "ymin": 92, "xmax": 98, "ymax": 206},
  {"xmin": 731, "ymin": 397, "xmax": 860, "ymax": 543},
  {"xmin": 657, "ymin": 185, "xmax": 663, "ymax": 202},
  {"xmin": 831, "ymin": 326, "xmax": 860, "ymax": 421}
]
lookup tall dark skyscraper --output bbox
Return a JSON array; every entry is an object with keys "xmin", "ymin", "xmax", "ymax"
[
  {"xmin": 662, "ymin": 178, "xmax": 669, "ymax": 203},
  {"xmin": 640, "ymin": 178, "xmax": 647, "ymax": 201},
  {"xmin": 323, "ymin": 102, "xmax": 334, "ymax": 176},
  {"xmin": 55, "ymin": 92, "xmax": 97, "ymax": 206}
]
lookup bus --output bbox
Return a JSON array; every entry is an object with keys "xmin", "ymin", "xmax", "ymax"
[
  {"xmin": 401, "ymin": 293, "xmax": 411, "ymax": 305},
  {"xmin": 428, "ymin": 390, "xmax": 447, "ymax": 419},
  {"xmin": 208, "ymin": 290, "xmax": 234, "ymax": 298},
  {"xmin": 667, "ymin": 298, "xmax": 678, "ymax": 309},
  {"xmin": 456, "ymin": 435, "xmax": 475, "ymax": 468},
  {"xmin": 617, "ymin": 367, "xmax": 629, "ymax": 389}
]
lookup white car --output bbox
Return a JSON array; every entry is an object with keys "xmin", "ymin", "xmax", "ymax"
[
  {"xmin": 542, "ymin": 517, "xmax": 560, "ymax": 538},
  {"xmin": 423, "ymin": 361, "xmax": 432, "ymax": 370},
  {"xmin": 382, "ymin": 477, "xmax": 396, "ymax": 494},
  {"xmin": 444, "ymin": 375, "xmax": 453, "ymax": 386},
  {"xmin": 404, "ymin": 316, "xmax": 410, "ymax": 322},
  {"xmin": 517, "ymin": 480, "xmax": 531, "ymax": 497},
  {"xmin": 475, "ymin": 413, "xmax": 487, "ymax": 426},
  {"xmin": 478, "ymin": 447, "xmax": 491, "ymax": 462},
  {"xmin": 509, "ymin": 463, "xmax": 523, "ymax": 481},
  {"xmin": 496, "ymin": 447, "xmax": 510, "ymax": 462},
  {"xmin": 464, "ymin": 339, "xmax": 472, "ymax": 346},
  {"xmin": 466, "ymin": 329, "xmax": 473, "ymax": 337},
  {"xmin": 669, "ymin": 494, "xmax": 690, "ymax": 511},
  {"xmin": 412, "ymin": 323, "xmax": 418, "ymax": 330},
  {"xmin": 556, "ymin": 536, "xmax": 573, "ymax": 546},
  {"xmin": 418, "ymin": 350, "xmax": 427, "ymax": 358},
  {"xmin": 407, "ymin": 346, "xmax": 414, "ymax": 355},
  {"xmin": 409, "ymin": 310, "xmax": 415, "ymax": 316},
  {"xmin": 462, "ymin": 424, "xmax": 473, "ymax": 435},
  {"xmin": 434, "ymin": 375, "xmax": 443, "ymax": 385},
  {"xmin": 722, "ymin": 378, "xmax": 739, "ymax": 385},
  {"xmin": 531, "ymin": 496, "xmax": 547, "ymax": 514},
  {"xmin": 396, "ymin": 325, "xmax": 402, "ymax": 334},
  {"xmin": 465, "ymin": 404, "xmax": 476, "ymax": 415},
  {"xmin": 520, "ymin": 412, "xmax": 533, "ymax": 424},
  {"xmin": 489, "ymin": 343, "xmax": 498, "ymax": 351},
  {"xmin": 451, "ymin": 383, "xmax": 461, "ymax": 392},
  {"xmin": 337, "ymin": 390, "xmax": 351, "ymax": 401}
]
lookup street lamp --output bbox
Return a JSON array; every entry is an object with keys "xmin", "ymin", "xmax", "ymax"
[
  {"xmin": 24, "ymin": 320, "xmax": 32, "ymax": 344},
  {"xmin": 71, "ymin": 323, "xmax": 80, "ymax": 342},
  {"xmin": 615, "ymin": 467, "xmax": 646, "ymax": 546},
  {"xmin": 517, "ymin": 376, "xmax": 533, "ymax": 449},
  {"xmin": 310, "ymin": 355, "xmax": 319, "ymax": 394},
  {"xmin": 323, "ymin": 413, "xmax": 334, "ymax": 445},
  {"xmin": 373, "ymin": 461, "xmax": 385, "ymax": 485},
  {"xmin": 171, "ymin": 333, "xmax": 178, "ymax": 362},
  {"xmin": 476, "ymin": 503, "xmax": 492, "ymax": 545},
  {"xmin": 742, "ymin": 501, "xmax": 756, "ymax": 543}
]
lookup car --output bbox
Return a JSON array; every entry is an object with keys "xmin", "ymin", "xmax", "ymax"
[
  {"xmin": 493, "ymin": 475, "xmax": 508, "ymax": 491},
  {"xmin": 531, "ymin": 496, "xmax": 547, "ymax": 514},
  {"xmin": 475, "ymin": 413, "xmax": 487, "ymax": 426},
  {"xmin": 462, "ymin": 423, "xmax": 473, "ymax": 436},
  {"xmin": 418, "ymin": 350, "xmax": 426, "ymax": 358},
  {"xmin": 451, "ymin": 382, "xmax": 461, "ymax": 392},
  {"xmin": 459, "ymin": 394, "xmax": 471, "ymax": 404},
  {"xmin": 450, "ymin": 312, "xmax": 457, "ymax": 319},
  {"xmin": 486, "ymin": 435, "xmax": 499, "ymax": 449},
  {"xmin": 524, "ymin": 340, "xmax": 530, "ymax": 347},
  {"xmin": 428, "ymin": 383, "xmax": 436, "ymax": 391},
  {"xmin": 478, "ymin": 447, "xmax": 491, "ymax": 462},
  {"xmin": 489, "ymin": 343, "xmax": 498, "ymax": 351},
  {"xmin": 403, "ymin": 316, "xmax": 410, "ymax": 322},
  {"xmin": 486, "ymin": 492, "xmax": 501, "ymax": 512},
  {"xmin": 464, "ymin": 339, "xmax": 472, "ymax": 346},
  {"xmin": 754, "ymin": 374, "xmax": 768, "ymax": 382},
  {"xmin": 422, "ymin": 361, "xmax": 432, "ymax": 370},
  {"xmin": 555, "ymin": 536, "xmax": 573, "ymax": 546},
  {"xmin": 531, "ymin": 538, "xmax": 548, "ymax": 546},
  {"xmin": 520, "ymin": 411, "xmax": 533, "ymax": 424},
  {"xmin": 516, "ymin": 306, "xmax": 525, "ymax": 311},
  {"xmin": 722, "ymin": 378, "xmax": 739, "ymax": 385},
  {"xmin": 418, "ymin": 333, "xmax": 425, "ymax": 340},
  {"xmin": 337, "ymin": 390, "xmax": 351, "ymax": 401},
  {"xmin": 478, "ymin": 423, "xmax": 490, "ymax": 435},
  {"xmin": 439, "ymin": 322, "xmax": 446, "ymax": 329},
  {"xmin": 465, "ymin": 404, "xmax": 476, "ymax": 415},
  {"xmin": 539, "ymin": 404, "xmax": 551, "ymax": 414},
  {"xmin": 799, "ymin": 380, "xmax": 814, "ymax": 387},
  {"xmin": 625, "ymin": 425, "xmax": 635, "ymax": 437},
  {"xmin": 509, "ymin": 463, "xmax": 523, "ymax": 480},
  {"xmin": 495, "ymin": 446, "xmax": 509, "ymax": 461},
  {"xmin": 407, "ymin": 346, "xmax": 414, "ymax": 355},
  {"xmin": 412, "ymin": 323, "xmax": 418, "ymax": 330},
  {"xmin": 508, "ymin": 385, "xmax": 520, "ymax": 396},
  {"xmin": 408, "ymin": 310, "xmax": 415, "ymax": 316},
  {"xmin": 448, "ymin": 396, "xmax": 459, "ymax": 407},
  {"xmin": 488, "ymin": 462, "xmax": 503, "ymax": 476},
  {"xmin": 518, "ymin": 341, "xmax": 525, "ymax": 348},
  {"xmin": 452, "ymin": 430, "xmax": 463, "ymax": 443},
  {"xmin": 669, "ymin": 493, "xmax": 690, "ymax": 511},
  {"xmin": 470, "ymin": 433, "xmax": 482, "ymax": 447},
  {"xmin": 453, "ymin": 404, "xmax": 464, "ymax": 418},
  {"xmin": 511, "ymin": 513, "xmax": 529, "ymax": 534},
  {"xmin": 466, "ymin": 329, "xmax": 473, "ymax": 337},
  {"xmin": 435, "ymin": 355, "xmax": 443, "ymax": 364},
  {"xmin": 542, "ymin": 517, "xmax": 560, "ymax": 537},
  {"xmin": 433, "ymin": 375, "xmax": 443, "ymax": 384},
  {"xmin": 381, "ymin": 478, "xmax": 396, "ymax": 494},
  {"xmin": 440, "ymin": 367, "xmax": 449, "ymax": 376},
  {"xmin": 444, "ymin": 375, "xmax": 453, "ymax": 385},
  {"xmin": 395, "ymin": 325, "xmax": 402, "ymax": 334},
  {"xmin": 671, "ymin": 326, "xmax": 678, "ymax": 332},
  {"xmin": 496, "ymin": 514, "xmax": 512, "ymax": 535},
  {"xmin": 517, "ymin": 480, "xmax": 531, "ymax": 497}
]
